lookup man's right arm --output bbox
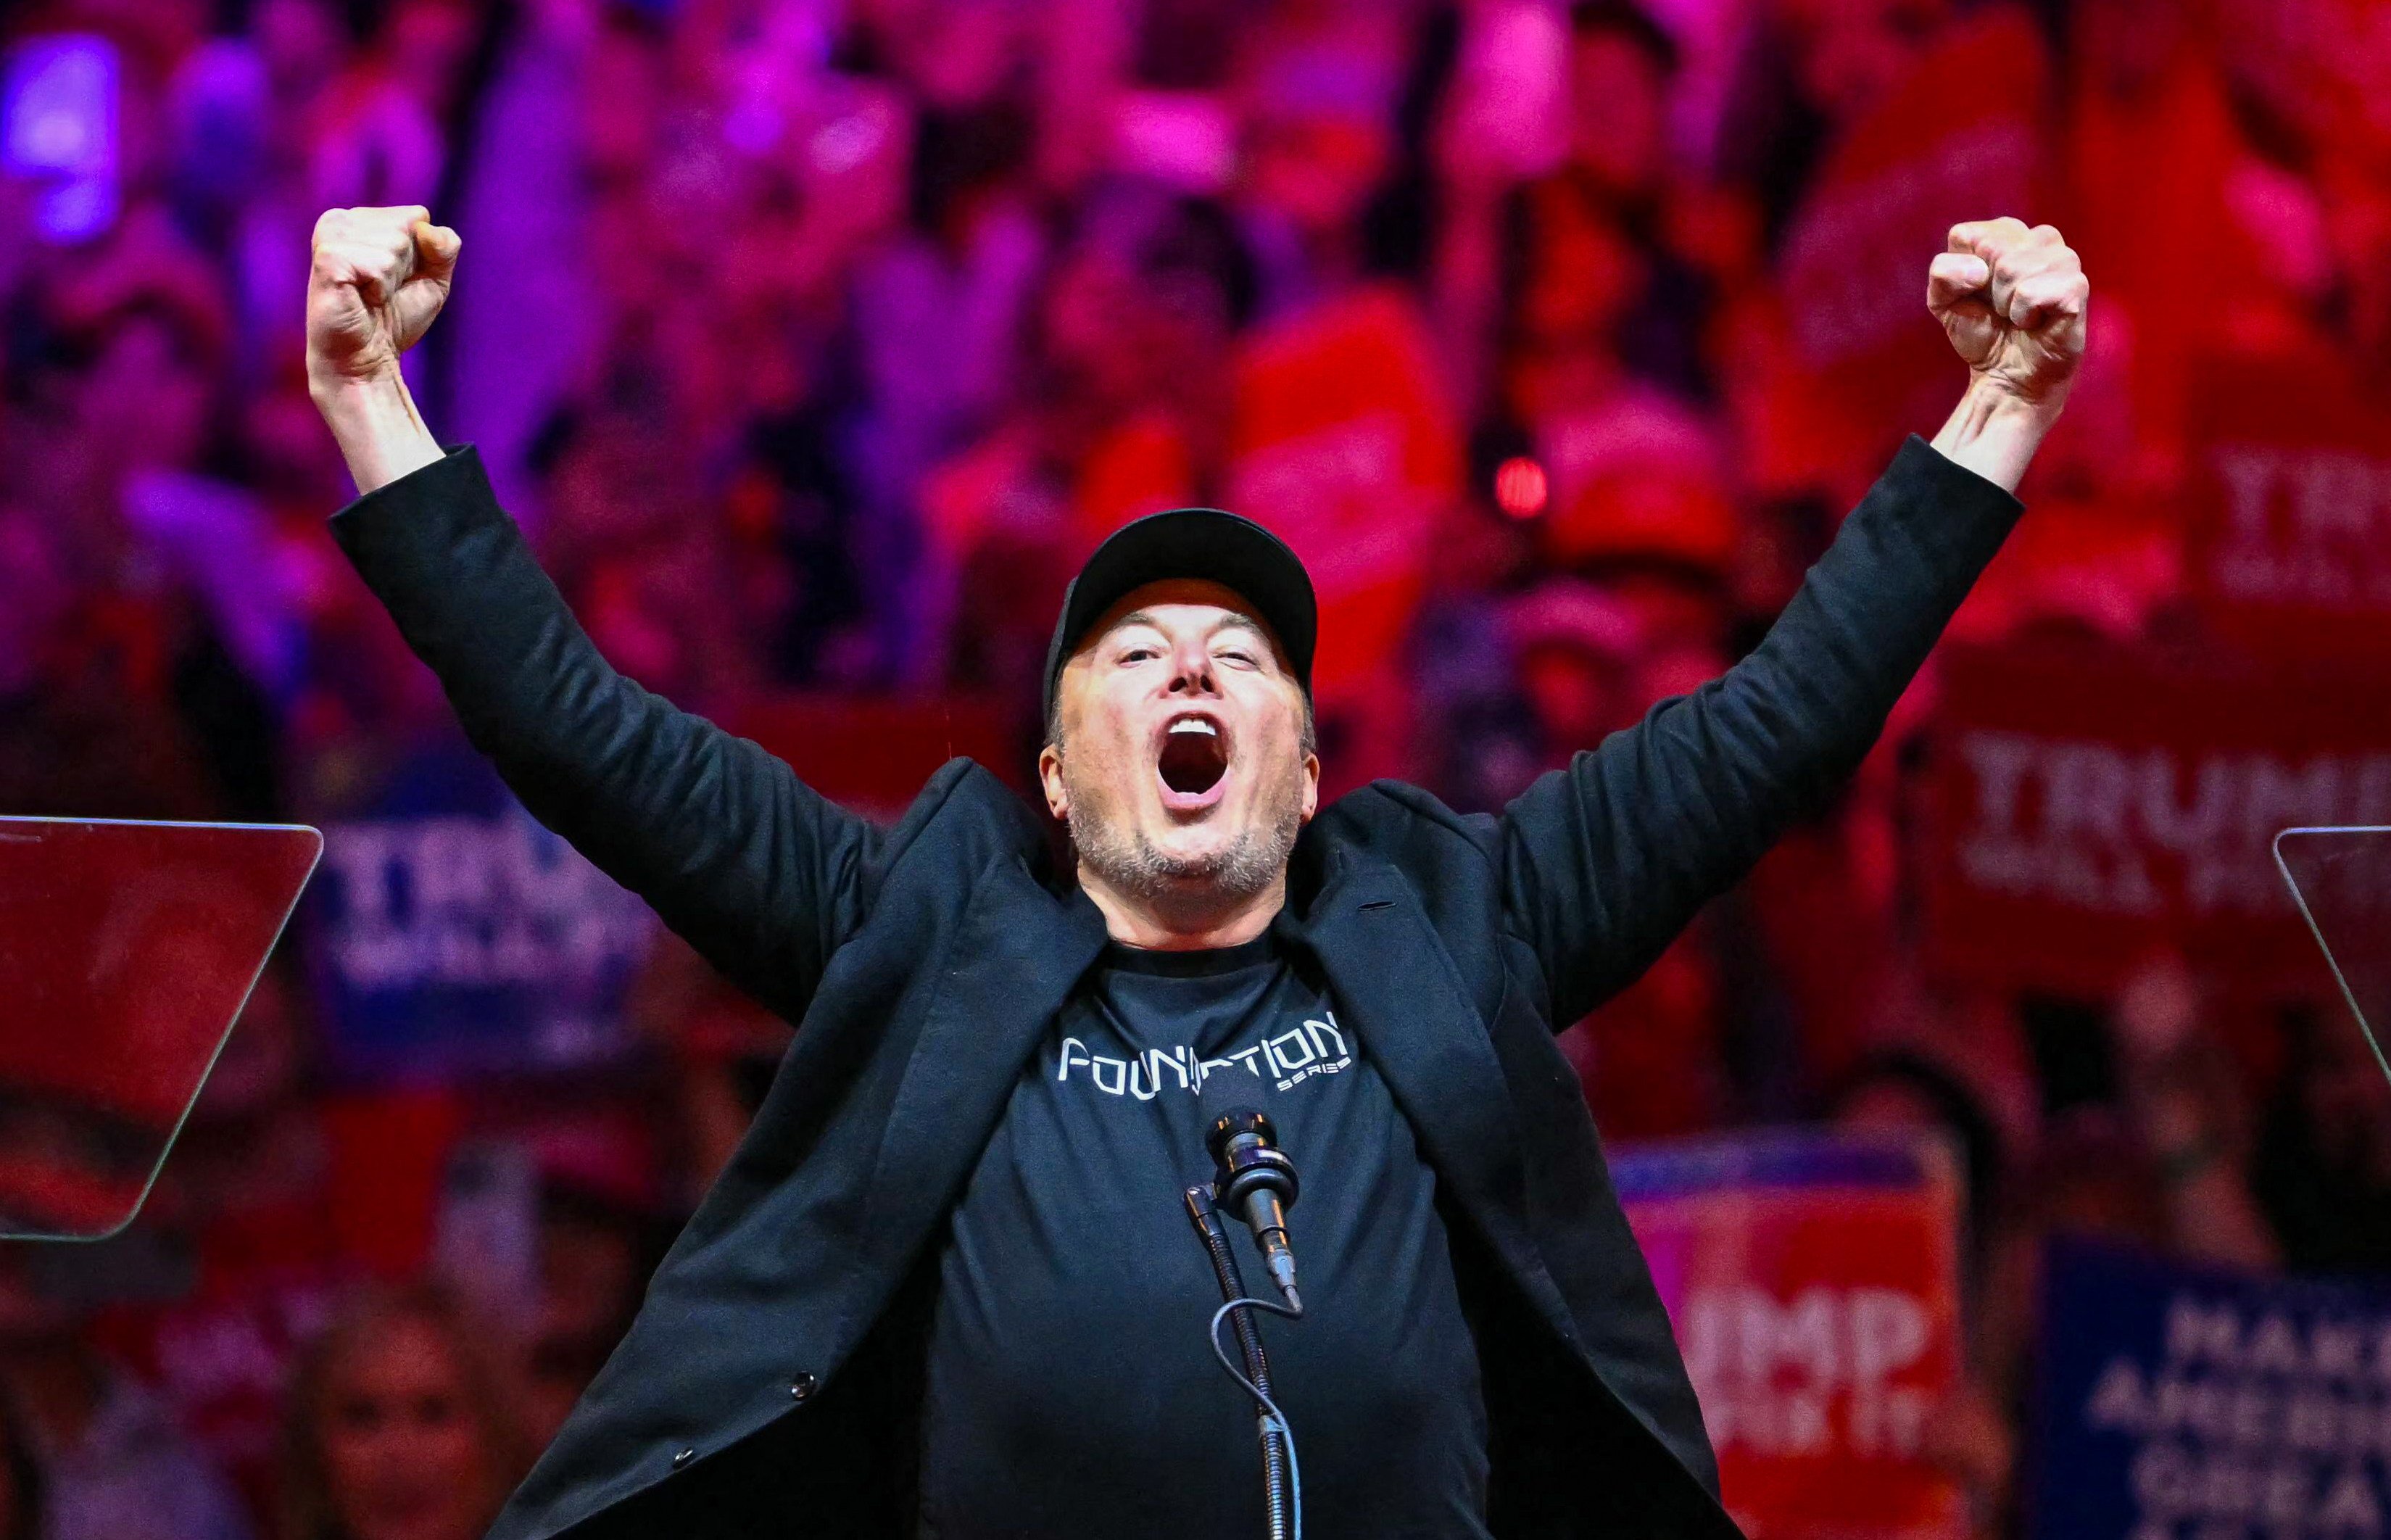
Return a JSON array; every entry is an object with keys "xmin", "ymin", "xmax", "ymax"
[{"xmin": 309, "ymin": 207, "xmax": 878, "ymax": 1021}]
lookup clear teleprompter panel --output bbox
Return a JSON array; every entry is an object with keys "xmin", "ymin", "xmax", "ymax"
[
  {"xmin": 0, "ymin": 819, "xmax": 319, "ymax": 1241},
  {"xmin": 2276, "ymin": 827, "xmax": 2391, "ymax": 1088}
]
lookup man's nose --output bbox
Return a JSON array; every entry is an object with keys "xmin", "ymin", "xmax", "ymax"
[{"xmin": 1167, "ymin": 639, "xmax": 1219, "ymax": 697}]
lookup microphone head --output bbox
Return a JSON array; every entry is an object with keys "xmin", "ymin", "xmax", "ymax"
[
  {"xmin": 1206, "ymin": 1106, "xmax": 1277, "ymax": 1165},
  {"xmin": 1208, "ymin": 1106, "xmax": 1297, "ymax": 1211}
]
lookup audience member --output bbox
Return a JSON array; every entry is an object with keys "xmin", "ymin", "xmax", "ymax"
[
  {"xmin": 276, "ymin": 1283, "xmax": 531, "ymax": 1540},
  {"xmin": 0, "ymin": 1251, "xmax": 254, "ymax": 1540}
]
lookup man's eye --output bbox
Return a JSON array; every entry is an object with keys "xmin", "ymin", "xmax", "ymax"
[
  {"xmin": 1217, "ymin": 650, "xmax": 1258, "ymax": 668},
  {"xmin": 1119, "ymin": 647, "xmax": 1157, "ymax": 663}
]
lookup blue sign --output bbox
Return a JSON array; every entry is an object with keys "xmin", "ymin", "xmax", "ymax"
[
  {"xmin": 305, "ymin": 740, "xmax": 652, "ymax": 1081},
  {"xmin": 2032, "ymin": 1240, "xmax": 2391, "ymax": 1539}
]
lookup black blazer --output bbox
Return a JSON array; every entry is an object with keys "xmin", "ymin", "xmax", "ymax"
[{"xmin": 331, "ymin": 436, "xmax": 2020, "ymax": 1539}]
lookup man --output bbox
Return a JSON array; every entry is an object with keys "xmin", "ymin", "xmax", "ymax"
[{"xmin": 304, "ymin": 202, "xmax": 2084, "ymax": 1538}]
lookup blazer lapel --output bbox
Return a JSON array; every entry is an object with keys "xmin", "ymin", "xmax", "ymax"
[
  {"xmin": 858, "ymin": 857, "xmax": 1110, "ymax": 1275},
  {"xmin": 1288, "ymin": 855, "xmax": 1580, "ymax": 1341}
]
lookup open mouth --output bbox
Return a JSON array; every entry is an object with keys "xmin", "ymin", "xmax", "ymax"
[{"xmin": 1156, "ymin": 713, "xmax": 1230, "ymax": 808}]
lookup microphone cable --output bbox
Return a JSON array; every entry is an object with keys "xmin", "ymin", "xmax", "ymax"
[
  {"xmin": 1185, "ymin": 1183, "xmax": 1306, "ymax": 1540},
  {"xmin": 1207, "ymin": 1294, "xmax": 1305, "ymax": 1540}
]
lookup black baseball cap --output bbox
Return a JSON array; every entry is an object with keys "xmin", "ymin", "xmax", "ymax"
[{"xmin": 1043, "ymin": 508, "xmax": 1317, "ymax": 728}]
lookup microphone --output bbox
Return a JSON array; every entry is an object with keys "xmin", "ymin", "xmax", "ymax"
[{"xmin": 1207, "ymin": 1107, "xmax": 1302, "ymax": 1312}]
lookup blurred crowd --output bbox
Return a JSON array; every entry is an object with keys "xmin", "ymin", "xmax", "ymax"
[{"xmin": 1, "ymin": 0, "xmax": 2390, "ymax": 1535}]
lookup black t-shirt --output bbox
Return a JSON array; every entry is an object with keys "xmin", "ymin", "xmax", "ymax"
[{"xmin": 920, "ymin": 935, "xmax": 1492, "ymax": 1539}]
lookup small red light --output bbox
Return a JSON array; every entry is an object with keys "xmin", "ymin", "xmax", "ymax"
[{"xmin": 1494, "ymin": 456, "xmax": 1549, "ymax": 518}]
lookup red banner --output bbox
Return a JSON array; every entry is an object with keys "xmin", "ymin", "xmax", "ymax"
[
  {"xmin": 1921, "ymin": 641, "xmax": 2391, "ymax": 997},
  {"xmin": 1617, "ymin": 1131, "xmax": 1967, "ymax": 1540},
  {"xmin": 2185, "ymin": 349, "xmax": 2391, "ymax": 658}
]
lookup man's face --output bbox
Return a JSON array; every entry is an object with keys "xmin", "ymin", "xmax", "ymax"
[{"xmin": 1040, "ymin": 579, "xmax": 1319, "ymax": 908}]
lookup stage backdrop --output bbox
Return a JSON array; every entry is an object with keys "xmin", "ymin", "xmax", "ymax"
[{"xmin": 1614, "ymin": 1130, "xmax": 1968, "ymax": 1540}]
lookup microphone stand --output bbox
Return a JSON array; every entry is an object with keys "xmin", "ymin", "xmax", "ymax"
[{"xmin": 1183, "ymin": 1185, "xmax": 1296, "ymax": 1540}]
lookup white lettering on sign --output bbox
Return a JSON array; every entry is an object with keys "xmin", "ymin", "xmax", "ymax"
[
  {"xmin": 1952, "ymin": 729, "xmax": 2391, "ymax": 917},
  {"xmin": 1678, "ymin": 1286, "xmax": 1937, "ymax": 1459},
  {"xmin": 317, "ymin": 812, "xmax": 652, "ymax": 992},
  {"xmin": 2210, "ymin": 443, "xmax": 2391, "ymax": 610},
  {"xmin": 2080, "ymin": 1289, "xmax": 2391, "ymax": 1534}
]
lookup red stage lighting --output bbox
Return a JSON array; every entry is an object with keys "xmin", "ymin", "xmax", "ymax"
[{"xmin": 1494, "ymin": 456, "xmax": 1549, "ymax": 518}]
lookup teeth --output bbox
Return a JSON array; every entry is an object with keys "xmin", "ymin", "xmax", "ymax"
[{"xmin": 1168, "ymin": 719, "xmax": 1218, "ymax": 737}]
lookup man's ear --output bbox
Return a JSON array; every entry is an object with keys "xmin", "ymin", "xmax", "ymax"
[
  {"xmin": 1038, "ymin": 742, "xmax": 1069, "ymax": 821},
  {"xmin": 1298, "ymin": 750, "xmax": 1319, "ymax": 824}
]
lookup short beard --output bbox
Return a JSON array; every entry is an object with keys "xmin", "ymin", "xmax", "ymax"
[{"xmin": 1064, "ymin": 777, "xmax": 1301, "ymax": 915}]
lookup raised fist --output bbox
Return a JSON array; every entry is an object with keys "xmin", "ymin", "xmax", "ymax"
[
  {"xmin": 306, "ymin": 206, "xmax": 460, "ymax": 396},
  {"xmin": 1928, "ymin": 218, "xmax": 2088, "ymax": 413}
]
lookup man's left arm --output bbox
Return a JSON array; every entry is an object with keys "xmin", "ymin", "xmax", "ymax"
[{"xmin": 1501, "ymin": 219, "xmax": 2087, "ymax": 1025}]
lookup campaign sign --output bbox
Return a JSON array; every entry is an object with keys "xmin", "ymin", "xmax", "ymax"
[
  {"xmin": 1923, "ymin": 639, "xmax": 2391, "ymax": 998},
  {"xmin": 1226, "ymin": 284, "xmax": 1460, "ymax": 698},
  {"xmin": 307, "ymin": 739, "xmax": 652, "ymax": 1081},
  {"xmin": 2185, "ymin": 349, "xmax": 2391, "ymax": 659},
  {"xmin": 1773, "ymin": 8, "xmax": 2048, "ymax": 476},
  {"xmin": 2031, "ymin": 1239, "xmax": 2391, "ymax": 1539},
  {"xmin": 311, "ymin": 699, "xmax": 1019, "ymax": 1080},
  {"xmin": 1614, "ymin": 1130, "xmax": 1967, "ymax": 1540}
]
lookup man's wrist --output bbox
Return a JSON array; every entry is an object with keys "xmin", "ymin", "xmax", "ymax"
[
  {"xmin": 311, "ymin": 368, "xmax": 443, "ymax": 496},
  {"xmin": 1927, "ymin": 377, "xmax": 2063, "ymax": 494},
  {"xmin": 308, "ymin": 363, "xmax": 410, "ymax": 420}
]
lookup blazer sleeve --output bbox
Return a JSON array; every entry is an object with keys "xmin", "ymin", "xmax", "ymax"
[
  {"xmin": 329, "ymin": 445, "xmax": 878, "ymax": 1022},
  {"xmin": 1499, "ymin": 434, "xmax": 2022, "ymax": 1027}
]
